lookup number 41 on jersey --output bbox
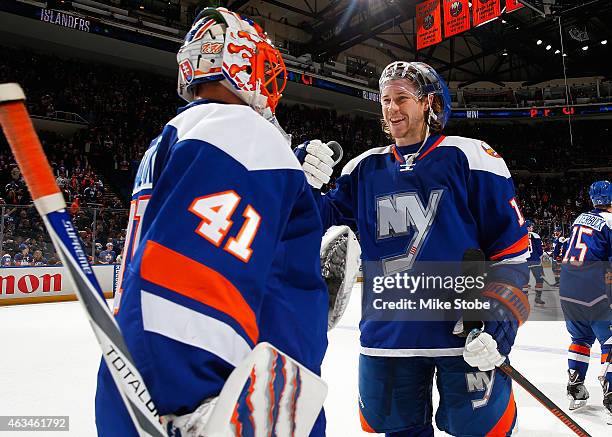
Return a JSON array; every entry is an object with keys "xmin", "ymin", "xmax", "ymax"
[{"xmin": 189, "ymin": 190, "xmax": 261, "ymax": 263}]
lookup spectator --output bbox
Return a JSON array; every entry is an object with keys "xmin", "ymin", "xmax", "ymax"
[
  {"xmin": 1, "ymin": 253, "xmax": 12, "ymax": 267},
  {"xmin": 32, "ymin": 249, "xmax": 47, "ymax": 266},
  {"xmin": 98, "ymin": 242, "xmax": 116, "ymax": 264}
]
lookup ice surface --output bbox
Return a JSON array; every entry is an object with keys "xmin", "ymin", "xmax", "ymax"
[{"xmin": 1, "ymin": 283, "xmax": 609, "ymax": 436}]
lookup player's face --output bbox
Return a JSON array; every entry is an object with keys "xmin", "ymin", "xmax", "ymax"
[{"xmin": 381, "ymin": 80, "xmax": 427, "ymax": 145}]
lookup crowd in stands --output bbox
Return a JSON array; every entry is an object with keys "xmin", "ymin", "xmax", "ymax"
[{"xmin": 0, "ymin": 46, "xmax": 611, "ymax": 265}]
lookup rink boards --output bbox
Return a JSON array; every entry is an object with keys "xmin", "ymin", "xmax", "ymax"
[{"xmin": 0, "ymin": 264, "xmax": 118, "ymax": 305}]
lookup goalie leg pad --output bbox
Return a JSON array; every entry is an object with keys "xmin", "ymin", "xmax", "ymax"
[
  {"xmin": 320, "ymin": 225, "xmax": 361, "ymax": 330},
  {"xmin": 203, "ymin": 342, "xmax": 327, "ymax": 437}
]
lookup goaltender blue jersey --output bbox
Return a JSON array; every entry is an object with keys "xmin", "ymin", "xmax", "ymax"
[
  {"xmin": 96, "ymin": 100, "xmax": 328, "ymax": 435},
  {"xmin": 315, "ymin": 134, "xmax": 529, "ymax": 356},
  {"xmin": 560, "ymin": 209, "xmax": 612, "ymax": 307}
]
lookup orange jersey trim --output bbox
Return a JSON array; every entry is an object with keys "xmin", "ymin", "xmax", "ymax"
[
  {"xmin": 490, "ymin": 234, "xmax": 529, "ymax": 261},
  {"xmin": 359, "ymin": 409, "xmax": 376, "ymax": 433},
  {"xmin": 392, "ymin": 147, "xmax": 403, "ymax": 162},
  {"xmin": 417, "ymin": 135, "xmax": 446, "ymax": 161},
  {"xmin": 140, "ymin": 240, "xmax": 259, "ymax": 344},
  {"xmin": 602, "ymin": 353, "xmax": 609, "ymax": 364},
  {"xmin": 486, "ymin": 390, "xmax": 516, "ymax": 436}
]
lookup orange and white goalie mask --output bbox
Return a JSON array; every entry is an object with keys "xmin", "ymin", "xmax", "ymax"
[{"xmin": 177, "ymin": 7, "xmax": 286, "ymax": 117}]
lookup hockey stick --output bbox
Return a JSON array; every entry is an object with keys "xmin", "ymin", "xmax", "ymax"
[
  {"xmin": 466, "ymin": 330, "xmax": 592, "ymax": 437},
  {"xmin": 0, "ymin": 83, "xmax": 166, "ymax": 437},
  {"xmin": 498, "ymin": 363, "xmax": 591, "ymax": 437},
  {"xmin": 598, "ymin": 328, "xmax": 612, "ymax": 386}
]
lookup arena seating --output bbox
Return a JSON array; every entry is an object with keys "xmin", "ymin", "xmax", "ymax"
[{"xmin": 0, "ymin": 46, "xmax": 610, "ymax": 263}]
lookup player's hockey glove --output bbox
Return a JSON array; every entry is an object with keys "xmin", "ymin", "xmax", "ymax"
[
  {"xmin": 320, "ymin": 225, "xmax": 361, "ymax": 330},
  {"xmin": 162, "ymin": 396, "xmax": 217, "ymax": 437},
  {"xmin": 463, "ymin": 282, "xmax": 530, "ymax": 371},
  {"xmin": 294, "ymin": 140, "xmax": 340, "ymax": 189}
]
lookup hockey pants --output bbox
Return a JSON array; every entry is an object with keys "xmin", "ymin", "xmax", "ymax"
[{"xmin": 358, "ymin": 354, "xmax": 516, "ymax": 436}]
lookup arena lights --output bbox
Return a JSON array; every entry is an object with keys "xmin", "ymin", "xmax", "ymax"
[
  {"xmin": 536, "ymin": 39, "xmax": 543, "ymax": 45},
  {"xmin": 602, "ymin": 40, "xmax": 608, "ymax": 45},
  {"xmin": 546, "ymin": 45, "xmax": 552, "ymax": 50},
  {"xmin": 555, "ymin": 49, "xmax": 560, "ymax": 54},
  {"xmin": 582, "ymin": 45, "xmax": 589, "ymax": 51}
]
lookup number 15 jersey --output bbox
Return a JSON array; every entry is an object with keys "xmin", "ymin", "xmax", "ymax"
[{"xmin": 560, "ymin": 210, "xmax": 612, "ymax": 307}]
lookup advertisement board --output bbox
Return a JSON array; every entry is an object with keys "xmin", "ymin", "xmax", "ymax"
[{"xmin": 0, "ymin": 265, "xmax": 118, "ymax": 305}]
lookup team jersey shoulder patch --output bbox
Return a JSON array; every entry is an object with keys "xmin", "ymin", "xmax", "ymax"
[
  {"xmin": 341, "ymin": 145, "xmax": 392, "ymax": 176},
  {"xmin": 169, "ymin": 103, "xmax": 300, "ymax": 172},
  {"xmin": 439, "ymin": 136, "xmax": 510, "ymax": 178}
]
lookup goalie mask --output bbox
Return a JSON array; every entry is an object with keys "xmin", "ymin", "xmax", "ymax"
[
  {"xmin": 177, "ymin": 7, "xmax": 286, "ymax": 115},
  {"xmin": 379, "ymin": 61, "xmax": 451, "ymax": 130}
]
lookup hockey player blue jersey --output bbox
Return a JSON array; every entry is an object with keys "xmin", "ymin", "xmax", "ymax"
[
  {"xmin": 95, "ymin": 100, "xmax": 328, "ymax": 435},
  {"xmin": 314, "ymin": 134, "xmax": 529, "ymax": 355},
  {"xmin": 552, "ymin": 236, "xmax": 565, "ymax": 259},
  {"xmin": 527, "ymin": 231, "xmax": 543, "ymax": 265},
  {"xmin": 560, "ymin": 209, "xmax": 612, "ymax": 306}
]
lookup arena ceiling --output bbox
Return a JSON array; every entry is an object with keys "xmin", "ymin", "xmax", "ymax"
[{"xmin": 206, "ymin": 0, "xmax": 612, "ymax": 85}]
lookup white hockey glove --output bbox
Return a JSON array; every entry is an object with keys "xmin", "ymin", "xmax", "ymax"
[
  {"xmin": 162, "ymin": 397, "xmax": 217, "ymax": 437},
  {"xmin": 295, "ymin": 140, "xmax": 343, "ymax": 189},
  {"xmin": 321, "ymin": 225, "xmax": 361, "ymax": 330},
  {"xmin": 463, "ymin": 331, "xmax": 506, "ymax": 372}
]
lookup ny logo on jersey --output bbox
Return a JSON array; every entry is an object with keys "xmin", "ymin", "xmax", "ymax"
[
  {"xmin": 376, "ymin": 190, "xmax": 443, "ymax": 275},
  {"xmin": 465, "ymin": 371, "xmax": 495, "ymax": 409}
]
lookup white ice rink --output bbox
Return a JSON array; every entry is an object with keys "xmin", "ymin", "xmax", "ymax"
[{"xmin": 1, "ymin": 284, "xmax": 610, "ymax": 436}]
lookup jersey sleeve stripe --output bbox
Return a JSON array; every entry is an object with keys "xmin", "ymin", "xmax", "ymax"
[
  {"xmin": 140, "ymin": 240, "xmax": 259, "ymax": 344},
  {"xmin": 487, "ymin": 390, "xmax": 516, "ymax": 436},
  {"xmin": 489, "ymin": 234, "xmax": 529, "ymax": 261},
  {"xmin": 141, "ymin": 291, "xmax": 251, "ymax": 367}
]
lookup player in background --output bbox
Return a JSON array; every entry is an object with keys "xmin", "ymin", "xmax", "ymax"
[
  {"xmin": 559, "ymin": 180, "xmax": 612, "ymax": 422},
  {"xmin": 551, "ymin": 225, "xmax": 566, "ymax": 286},
  {"xmin": 525, "ymin": 220, "xmax": 545, "ymax": 305},
  {"xmin": 95, "ymin": 7, "xmax": 329, "ymax": 436},
  {"xmin": 296, "ymin": 61, "xmax": 529, "ymax": 436}
]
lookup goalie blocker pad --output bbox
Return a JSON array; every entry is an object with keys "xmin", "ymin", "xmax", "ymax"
[
  {"xmin": 320, "ymin": 225, "xmax": 361, "ymax": 330},
  {"xmin": 202, "ymin": 342, "xmax": 327, "ymax": 437}
]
